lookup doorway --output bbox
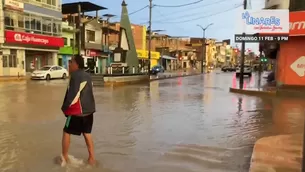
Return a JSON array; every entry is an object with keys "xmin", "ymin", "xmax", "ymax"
[
  {"xmin": 2, "ymin": 55, "xmax": 10, "ymax": 76},
  {"xmin": 183, "ymin": 61, "xmax": 187, "ymax": 68}
]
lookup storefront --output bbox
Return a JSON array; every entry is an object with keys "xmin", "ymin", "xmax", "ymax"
[
  {"xmin": 82, "ymin": 49, "xmax": 105, "ymax": 74},
  {"xmin": 136, "ymin": 49, "xmax": 160, "ymax": 69},
  {"xmin": 0, "ymin": 31, "xmax": 64, "ymax": 76},
  {"xmin": 276, "ymin": 11, "xmax": 305, "ymax": 87},
  {"xmin": 58, "ymin": 46, "xmax": 78, "ymax": 70}
]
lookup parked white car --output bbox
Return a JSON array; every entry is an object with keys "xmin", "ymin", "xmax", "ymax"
[
  {"xmin": 31, "ymin": 65, "xmax": 68, "ymax": 80},
  {"xmin": 236, "ymin": 65, "xmax": 252, "ymax": 77}
]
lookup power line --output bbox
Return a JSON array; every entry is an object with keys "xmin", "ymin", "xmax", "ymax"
[
  {"xmin": 153, "ymin": 8, "xmax": 190, "ymax": 34},
  {"xmin": 129, "ymin": 5, "xmax": 149, "ymax": 15},
  {"xmin": 155, "ymin": 4, "xmax": 243, "ymax": 24},
  {"xmin": 153, "ymin": 0, "xmax": 231, "ymax": 22},
  {"xmin": 154, "ymin": 0, "xmax": 204, "ymax": 8},
  {"xmin": 153, "ymin": 0, "xmax": 229, "ymax": 21},
  {"xmin": 113, "ymin": 5, "xmax": 149, "ymax": 19}
]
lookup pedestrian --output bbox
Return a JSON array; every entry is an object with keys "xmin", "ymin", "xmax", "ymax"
[{"xmin": 61, "ymin": 55, "xmax": 96, "ymax": 165}]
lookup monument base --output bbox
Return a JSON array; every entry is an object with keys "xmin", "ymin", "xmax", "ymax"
[{"xmin": 103, "ymin": 74, "xmax": 149, "ymax": 86}]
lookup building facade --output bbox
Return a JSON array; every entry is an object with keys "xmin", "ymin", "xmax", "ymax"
[
  {"xmin": 58, "ymin": 21, "xmax": 77, "ymax": 69},
  {"xmin": 205, "ymin": 39, "xmax": 217, "ymax": 67},
  {"xmin": 81, "ymin": 19, "xmax": 104, "ymax": 74},
  {"xmin": 0, "ymin": 0, "xmax": 64, "ymax": 76}
]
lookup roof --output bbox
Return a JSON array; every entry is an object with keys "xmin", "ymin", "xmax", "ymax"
[
  {"xmin": 62, "ymin": 2, "xmax": 107, "ymax": 14},
  {"xmin": 102, "ymin": 27, "xmax": 119, "ymax": 34}
]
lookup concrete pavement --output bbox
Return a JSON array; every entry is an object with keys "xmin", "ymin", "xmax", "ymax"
[{"xmin": 250, "ymin": 134, "xmax": 302, "ymax": 172}]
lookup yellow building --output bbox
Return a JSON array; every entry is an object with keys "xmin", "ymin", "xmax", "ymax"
[
  {"xmin": 206, "ymin": 39, "xmax": 217, "ymax": 66},
  {"xmin": 136, "ymin": 25, "xmax": 160, "ymax": 68},
  {"xmin": 136, "ymin": 50, "xmax": 160, "ymax": 68}
]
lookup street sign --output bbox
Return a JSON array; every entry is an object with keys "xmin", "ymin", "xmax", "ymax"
[{"xmin": 290, "ymin": 56, "xmax": 305, "ymax": 77}]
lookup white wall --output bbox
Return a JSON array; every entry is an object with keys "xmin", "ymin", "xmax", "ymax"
[
  {"xmin": 265, "ymin": 0, "xmax": 289, "ymax": 9},
  {"xmin": 84, "ymin": 22, "xmax": 102, "ymax": 44},
  {"xmin": 0, "ymin": 49, "xmax": 26, "ymax": 76}
]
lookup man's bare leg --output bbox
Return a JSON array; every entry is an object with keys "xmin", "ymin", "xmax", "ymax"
[
  {"xmin": 83, "ymin": 133, "xmax": 95, "ymax": 165},
  {"xmin": 62, "ymin": 131, "xmax": 71, "ymax": 163}
]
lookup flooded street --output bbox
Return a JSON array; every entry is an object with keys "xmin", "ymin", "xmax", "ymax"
[{"xmin": 0, "ymin": 71, "xmax": 304, "ymax": 172}]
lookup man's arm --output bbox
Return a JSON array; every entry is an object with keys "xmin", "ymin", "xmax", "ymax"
[{"xmin": 61, "ymin": 74, "xmax": 81, "ymax": 112}]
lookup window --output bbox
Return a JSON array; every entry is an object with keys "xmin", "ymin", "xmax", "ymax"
[
  {"xmin": 36, "ymin": 18, "xmax": 41, "ymax": 31},
  {"xmin": 4, "ymin": 13, "xmax": 14, "ymax": 30},
  {"xmin": 18, "ymin": 15, "xmax": 24, "ymax": 28},
  {"xmin": 86, "ymin": 30, "xmax": 95, "ymax": 42},
  {"xmin": 9, "ymin": 55, "xmax": 17, "ymax": 68},
  {"xmin": 63, "ymin": 38, "xmax": 68, "ymax": 45},
  {"xmin": 70, "ymin": 39, "xmax": 74, "ymax": 46},
  {"xmin": 25, "ymin": 15, "xmax": 30, "ymax": 31},
  {"xmin": 42, "ymin": 18, "xmax": 52, "ymax": 35},
  {"xmin": 3, "ymin": 56, "xmax": 8, "ymax": 67},
  {"xmin": 31, "ymin": 18, "xmax": 36, "ymax": 30},
  {"xmin": 4, "ymin": 11, "xmax": 61, "ymax": 36}
]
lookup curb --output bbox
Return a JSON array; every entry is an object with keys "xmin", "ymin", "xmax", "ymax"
[
  {"xmin": 0, "ymin": 77, "xmax": 27, "ymax": 83},
  {"xmin": 102, "ymin": 79, "xmax": 149, "ymax": 87},
  {"xmin": 229, "ymin": 87, "xmax": 276, "ymax": 97},
  {"xmin": 150, "ymin": 73, "xmax": 202, "ymax": 81}
]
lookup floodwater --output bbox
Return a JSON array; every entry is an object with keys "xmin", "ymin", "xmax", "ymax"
[{"xmin": 0, "ymin": 71, "xmax": 304, "ymax": 172}]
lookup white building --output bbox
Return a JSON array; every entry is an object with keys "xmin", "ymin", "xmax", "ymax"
[{"xmin": 0, "ymin": 0, "xmax": 63, "ymax": 76}]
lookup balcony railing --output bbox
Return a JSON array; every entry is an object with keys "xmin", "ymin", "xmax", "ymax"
[{"xmin": 22, "ymin": 0, "xmax": 61, "ymax": 11}]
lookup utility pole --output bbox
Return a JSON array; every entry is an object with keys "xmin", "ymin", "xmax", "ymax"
[
  {"xmin": 197, "ymin": 23, "xmax": 213, "ymax": 73},
  {"xmin": 239, "ymin": 0, "xmax": 247, "ymax": 89},
  {"xmin": 200, "ymin": 30, "xmax": 205, "ymax": 73},
  {"xmin": 77, "ymin": 4, "xmax": 82, "ymax": 56},
  {"xmin": 148, "ymin": 0, "xmax": 152, "ymax": 78}
]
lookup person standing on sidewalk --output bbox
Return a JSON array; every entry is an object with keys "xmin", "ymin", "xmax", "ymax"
[{"xmin": 61, "ymin": 55, "xmax": 96, "ymax": 165}]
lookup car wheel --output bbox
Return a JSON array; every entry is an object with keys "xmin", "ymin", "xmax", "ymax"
[
  {"xmin": 236, "ymin": 73, "xmax": 240, "ymax": 77},
  {"xmin": 46, "ymin": 74, "xmax": 51, "ymax": 80},
  {"xmin": 62, "ymin": 73, "xmax": 67, "ymax": 79}
]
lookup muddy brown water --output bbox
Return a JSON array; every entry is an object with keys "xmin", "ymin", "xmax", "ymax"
[{"xmin": 0, "ymin": 72, "xmax": 303, "ymax": 172}]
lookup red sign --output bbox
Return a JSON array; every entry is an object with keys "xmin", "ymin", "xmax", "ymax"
[
  {"xmin": 5, "ymin": 31, "xmax": 64, "ymax": 47},
  {"xmin": 289, "ymin": 11, "xmax": 305, "ymax": 36},
  {"xmin": 85, "ymin": 49, "xmax": 100, "ymax": 56}
]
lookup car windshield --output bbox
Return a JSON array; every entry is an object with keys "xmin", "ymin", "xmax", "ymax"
[
  {"xmin": 153, "ymin": 66, "xmax": 161, "ymax": 69},
  {"xmin": 39, "ymin": 66, "xmax": 51, "ymax": 71}
]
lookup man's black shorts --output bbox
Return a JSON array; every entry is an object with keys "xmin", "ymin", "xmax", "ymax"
[{"xmin": 63, "ymin": 114, "xmax": 93, "ymax": 135}]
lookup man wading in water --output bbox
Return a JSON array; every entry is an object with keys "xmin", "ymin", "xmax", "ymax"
[{"xmin": 61, "ymin": 55, "xmax": 96, "ymax": 165}]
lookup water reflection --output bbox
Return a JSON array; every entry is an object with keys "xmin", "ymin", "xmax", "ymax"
[{"xmin": 0, "ymin": 73, "xmax": 303, "ymax": 172}]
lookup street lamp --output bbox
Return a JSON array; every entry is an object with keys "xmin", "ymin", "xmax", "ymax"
[{"xmin": 197, "ymin": 23, "xmax": 213, "ymax": 73}]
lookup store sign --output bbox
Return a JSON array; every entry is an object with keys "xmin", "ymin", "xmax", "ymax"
[
  {"xmin": 289, "ymin": 11, "xmax": 305, "ymax": 36},
  {"xmin": 136, "ymin": 50, "xmax": 160, "ymax": 59},
  {"xmin": 290, "ymin": 56, "xmax": 305, "ymax": 77},
  {"xmin": 85, "ymin": 50, "xmax": 99, "ymax": 56},
  {"xmin": 5, "ymin": 31, "xmax": 64, "ymax": 47},
  {"xmin": 236, "ymin": 9, "xmax": 289, "ymax": 34},
  {"xmin": 5, "ymin": 0, "xmax": 23, "ymax": 11}
]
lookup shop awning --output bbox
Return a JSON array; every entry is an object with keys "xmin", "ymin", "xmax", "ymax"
[
  {"xmin": 62, "ymin": 2, "xmax": 107, "ymax": 14},
  {"xmin": 162, "ymin": 55, "xmax": 176, "ymax": 60}
]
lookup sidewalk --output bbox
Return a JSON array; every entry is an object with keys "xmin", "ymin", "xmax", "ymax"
[
  {"xmin": 249, "ymin": 134, "xmax": 302, "ymax": 172},
  {"xmin": 0, "ymin": 76, "xmax": 27, "ymax": 82}
]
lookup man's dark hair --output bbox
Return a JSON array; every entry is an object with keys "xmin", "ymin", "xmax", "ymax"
[{"xmin": 73, "ymin": 55, "xmax": 85, "ymax": 69}]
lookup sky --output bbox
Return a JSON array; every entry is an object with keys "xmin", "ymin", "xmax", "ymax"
[{"xmin": 62, "ymin": 0, "xmax": 266, "ymax": 54}]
